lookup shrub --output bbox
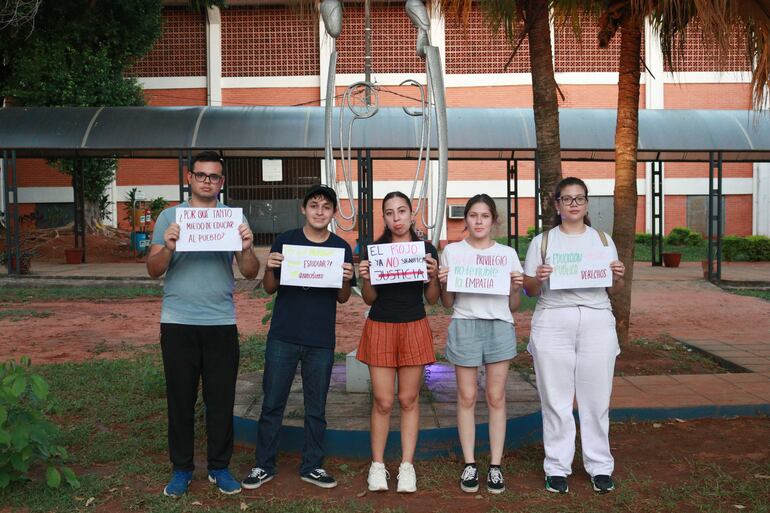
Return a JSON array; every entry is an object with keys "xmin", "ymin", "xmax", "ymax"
[
  {"xmin": 525, "ymin": 226, "xmax": 537, "ymax": 240},
  {"xmin": 666, "ymin": 227, "xmax": 704, "ymax": 247},
  {"xmin": 635, "ymin": 233, "xmax": 652, "ymax": 244},
  {"xmin": 0, "ymin": 357, "xmax": 79, "ymax": 489},
  {"xmin": 722, "ymin": 235, "xmax": 770, "ymax": 261}
]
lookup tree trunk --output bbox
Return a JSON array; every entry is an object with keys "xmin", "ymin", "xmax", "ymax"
[
  {"xmin": 524, "ymin": 0, "xmax": 562, "ymax": 231},
  {"xmin": 611, "ymin": 16, "xmax": 642, "ymax": 346}
]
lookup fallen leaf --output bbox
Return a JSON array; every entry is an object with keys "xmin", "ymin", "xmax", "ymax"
[
  {"xmin": 356, "ymin": 490, "xmax": 367, "ymax": 498},
  {"xmin": 74, "ymin": 497, "xmax": 84, "ymax": 501},
  {"xmin": 240, "ymin": 501, "xmax": 248, "ymax": 511},
  {"xmin": 653, "ymin": 423, "xmax": 662, "ymax": 428},
  {"xmin": 192, "ymin": 501, "xmax": 203, "ymax": 506},
  {"xmin": 108, "ymin": 488, "xmax": 118, "ymax": 493},
  {"xmin": 475, "ymin": 494, "xmax": 483, "ymax": 499},
  {"xmin": 754, "ymin": 474, "xmax": 770, "ymax": 479},
  {"xmin": 674, "ymin": 418, "xmax": 686, "ymax": 423},
  {"xmin": 734, "ymin": 505, "xmax": 746, "ymax": 509},
  {"xmin": 85, "ymin": 497, "xmax": 95, "ymax": 507}
]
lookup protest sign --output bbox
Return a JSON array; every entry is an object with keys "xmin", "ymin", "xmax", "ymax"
[
  {"xmin": 368, "ymin": 242, "xmax": 427, "ymax": 285},
  {"xmin": 175, "ymin": 208, "xmax": 242, "ymax": 252},
  {"xmin": 447, "ymin": 246, "xmax": 511, "ymax": 295},
  {"xmin": 549, "ymin": 247, "xmax": 613, "ymax": 290},
  {"xmin": 280, "ymin": 244, "xmax": 345, "ymax": 288}
]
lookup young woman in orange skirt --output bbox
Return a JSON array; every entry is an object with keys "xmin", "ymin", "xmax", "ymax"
[{"xmin": 357, "ymin": 191, "xmax": 440, "ymax": 493}]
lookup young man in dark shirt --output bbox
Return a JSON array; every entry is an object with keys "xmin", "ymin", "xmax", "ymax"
[{"xmin": 242, "ymin": 185, "xmax": 355, "ymax": 490}]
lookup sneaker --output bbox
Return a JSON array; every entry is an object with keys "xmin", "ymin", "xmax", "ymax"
[
  {"xmin": 301, "ymin": 468, "xmax": 338, "ymax": 489},
  {"xmin": 241, "ymin": 466, "xmax": 274, "ymax": 490},
  {"xmin": 459, "ymin": 463, "xmax": 479, "ymax": 493},
  {"xmin": 591, "ymin": 474, "xmax": 615, "ymax": 494},
  {"xmin": 367, "ymin": 461, "xmax": 389, "ymax": 491},
  {"xmin": 486, "ymin": 466, "xmax": 505, "ymax": 494},
  {"xmin": 208, "ymin": 468, "xmax": 242, "ymax": 495},
  {"xmin": 163, "ymin": 470, "xmax": 193, "ymax": 497},
  {"xmin": 545, "ymin": 475, "xmax": 569, "ymax": 494},
  {"xmin": 397, "ymin": 462, "xmax": 417, "ymax": 493}
]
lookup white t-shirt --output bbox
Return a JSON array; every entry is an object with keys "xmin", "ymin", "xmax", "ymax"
[
  {"xmin": 523, "ymin": 226, "xmax": 618, "ymax": 310},
  {"xmin": 440, "ymin": 239, "xmax": 524, "ymax": 324}
]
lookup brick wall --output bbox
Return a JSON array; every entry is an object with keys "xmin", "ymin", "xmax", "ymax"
[
  {"xmin": 143, "ymin": 88, "xmax": 207, "ymax": 106},
  {"xmin": 222, "ymin": 88, "xmax": 320, "ymax": 106},
  {"xmin": 663, "ymin": 23, "xmax": 751, "ymax": 72},
  {"xmin": 127, "ymin": 8, "xmax": 206, "ymax": 77},
  {"xmin": 16, "ymin": 160, "xmax": 71, "ymax": 187},
  {"xmin": 554, "ymin": 13, "xmax": 642, "ymax": 72}
]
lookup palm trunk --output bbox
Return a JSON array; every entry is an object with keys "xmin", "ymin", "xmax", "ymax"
[
  {"xmin": 611, "ymin": 16, "xmax": 642, "ymax": 345},
  {"xmin": 524, "ymin": 0, "xmax": 561, "ymax": 230}
]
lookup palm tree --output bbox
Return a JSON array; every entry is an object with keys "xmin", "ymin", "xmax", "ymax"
[
  {"xmin": 435, "ymin": 0, "xmax": 563, "ymax": 231},
  {"xmin": 592, "ymin": 0, "xmax": 770, "ymax": 344}
]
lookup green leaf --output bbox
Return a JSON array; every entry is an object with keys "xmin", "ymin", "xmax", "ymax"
[
  {"xmin": 0, "ymin": 472, "xmax": 10, "ymax": 488},
  {"xmin": 0, "ymin": 429, "xmax": 10, "ymax": 445},
  {"xmin": 10, "ymin": 427, "xmax": 29, "ymax": 451},
  {"xmin": 61, "ymin": 467, "xmax": 80, "ymax": 489},
  {"xmin": 29, "ymin": 375, "xmax": 49, "ymax": 400},
  {"xmin": 46, "ymin": 466, "xmax": 61, "ymax": 488},
  {"xmin": 0, "ymin": 406, "xmax": 7, "ymax": 425},
  {"xmin": 11, "ymin": 376, "xmax": 26, "ymax": 398}
]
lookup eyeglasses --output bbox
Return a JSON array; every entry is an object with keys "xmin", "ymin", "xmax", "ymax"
[
  {"xmin": 191, "ymin": 172, "xmax": 223, "ymax": 184},
  {"xmin": 557, "ymin": 195, "xmax": 587, "ymax": 206}
]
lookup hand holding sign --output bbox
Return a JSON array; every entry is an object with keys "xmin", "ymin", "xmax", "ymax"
[
  {"xmin": 175, "ymin": 208, "xmax": 243, "ymax": 252},
  {"xmin": 548, "ymin": 248, "xmax": 613, "ymax": 290},
  {"xmin": 368, "ymin": 242, "xmax": 428, "ymax": 285},
  {"xmin": 280, "ymin": 244, "xmax": 345, "ymax": 289},
  {"xmin": 447, "ymin": 246, "xmax": 512, "ymax": 296}
]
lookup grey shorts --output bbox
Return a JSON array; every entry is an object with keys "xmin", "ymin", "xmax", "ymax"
[{"xmin": 446, "ymin": 318, "xmax": 517, "ymax": 367}]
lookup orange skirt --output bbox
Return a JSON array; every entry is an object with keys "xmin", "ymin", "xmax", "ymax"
[{"xmin": 357, "ymin": 317, "xmax": 436, "ymax": 368}]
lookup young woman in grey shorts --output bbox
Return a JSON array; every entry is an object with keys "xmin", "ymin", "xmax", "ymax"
[{"xmin": 438, "ymin": 194, "xmax": 524, "ymax": 495}]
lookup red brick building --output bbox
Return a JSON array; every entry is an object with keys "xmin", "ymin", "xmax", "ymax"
[{"xmin": 5, "ymin": 3, "xmax": 769, "ymax": 246}]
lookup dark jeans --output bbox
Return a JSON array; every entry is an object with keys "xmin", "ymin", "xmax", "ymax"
[
  {"xmin": 255, "ymin": 338, "xmax": 334, "ymax": 476},
  {"xmin": 160, "ymin": 323, "xmax": 239, "ymax": 472}
]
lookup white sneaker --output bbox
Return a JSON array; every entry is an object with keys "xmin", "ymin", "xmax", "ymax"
[
  {"xmin": 367, "ymin": 461, "xmax": 389, "ymax": 491},
  {"xmin": 397, "ymin": 462, "xmax": 417, "ymax": 493}
]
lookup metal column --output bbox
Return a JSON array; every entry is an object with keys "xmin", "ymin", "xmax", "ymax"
[
  {"xmin": 2, "ymin": 151, "xmax": 20, "ymax": 274},
  {"xmin": 506, "ymin": 159, "xmax": 520, "ymax": 253},
  {"xmin": 72, "ymin": 159, "xmax": 86, "ymax": 262},
  {"xmin": 533, "ymin": 155, "xmax": 542, "ymax": 234},
  {"xmin": 177, "ymin": 151, "xmax": 187, "ymax": 203},
  {"xmin": 650, "ymin": 160, "xmax": 663, "ymax": 266},
  {"xmin": 707, "ymin": 152, "xmax": 723, "ymax": 282},
  {"xmin": 357, "ymin": 149, "xmax": 374, "ymax": 247}
]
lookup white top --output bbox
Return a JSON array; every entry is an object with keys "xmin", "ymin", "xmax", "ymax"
[
  {"xmin": 440, "ymin": 239, "xmax": 523, "ymax": 324},
  {"xmin": 523, "ymin": 226, "xmax": 618, "ymax": 310}
]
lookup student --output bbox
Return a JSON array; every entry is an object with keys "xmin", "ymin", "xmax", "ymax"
[
  {"xmin": 241, "ymin": 185, "xmax": 355, "ymax": 490},
  {"xmin": 438, "ymin": 194, "xmax": 523, "ymax": 494},
  {"xmin": 523, "ymin": 177, "xmax": 626, "ymax": 495},
  {"xmin": 357, "ymin": 191, "xmax": 440, "ymax": 493},
  {"xmin": 147, "ymin": 150, "xmax": 260, "ymax": 497}
]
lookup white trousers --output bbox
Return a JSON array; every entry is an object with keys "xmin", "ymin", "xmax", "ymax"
[{"xmin": 528, "ymin": 306, "xmax": 620, "ymax": 477}]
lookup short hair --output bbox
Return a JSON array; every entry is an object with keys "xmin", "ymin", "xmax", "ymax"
[
  {"xmin": 303, "ymin": 184, "xmax": 338, "ymax": 211},
  {"xmin": 189, "ymin": 151, "xmax": 225, "ymax": 173}
]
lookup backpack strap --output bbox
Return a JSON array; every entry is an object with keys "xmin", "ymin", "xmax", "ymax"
[
  {"xmin": 597, "ymin": 229, "xmax": 609, "ymax": 247},
  {"xmin": 540, "ymin": 228, "xmax": 550, "ymax": 264}
]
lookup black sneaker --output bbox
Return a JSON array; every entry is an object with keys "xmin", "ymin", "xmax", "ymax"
[
  {"xmin": 301, "ymin": 468, "xmax": 338, "ymax": 489},
  {"xmin": 591, "ymin": 474, "xmax": 615, "ymax": 494},
  {"xmin": 459, "ymin": 463, "xmax": 479, "ymax": 493},
  {"xmin": 545, "ymin": 475, "xmax": 569, "ymax": 494},
  {"xmin": 241, "ymin": 467, "xmax": 274, "ymax": 490},
  {"xmin": 487, "ymin": 466, "xmax": 505, "ymax": 494}
]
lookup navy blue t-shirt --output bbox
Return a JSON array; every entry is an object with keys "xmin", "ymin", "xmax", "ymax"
[{"xmin": 267, "ymin": 228, "xmax": 356, "ymax": 349}]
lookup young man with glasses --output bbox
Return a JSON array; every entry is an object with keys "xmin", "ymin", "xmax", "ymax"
[
  {"xmin": 241, "ymin": 185, "xmax": 355, "ymax": 491},
  {"xmin": 147, "ymin": 150, "xmax": 260, "ymax": 497}
]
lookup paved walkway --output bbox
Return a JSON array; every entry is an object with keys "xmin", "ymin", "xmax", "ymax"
[{"xmin": 3, "ymin": 259, "xmax": 769, "ymax": 434}]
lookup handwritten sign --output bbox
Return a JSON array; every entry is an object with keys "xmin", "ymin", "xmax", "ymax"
[
  {"xmin": 549, "ymin": 247, "xmax": 613, "ymax": 290},
  {"xmin": 447, "ymin": 247, "xmax": 511, "ymax": 296},
  {"xmin": 368, "ymin": 242, "xmax": 427, "ymax": 285},
  {"xmin": 280, "ymin": 244, "xmax": 345, "ymax": 288},
  {"xmin": 175, "ymin": 208, "xmax": 242, "ymax": 252}
]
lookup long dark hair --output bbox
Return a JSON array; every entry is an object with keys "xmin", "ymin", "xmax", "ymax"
[
  {"xmin": 374, "ymin": 191, "xmax": 420, "ymax": 244},
  {"xmin": 463, "ymin": 193, "xmax": 499, "ymax": 226},
  {"xmin": 553, "ymin": 177, "xmax": 592, "ymax": 227}
]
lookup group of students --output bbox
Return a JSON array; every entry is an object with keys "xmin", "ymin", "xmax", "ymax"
[{"xmin": 149, "ymin": 151, "xmax": 626, "ymax": 499}]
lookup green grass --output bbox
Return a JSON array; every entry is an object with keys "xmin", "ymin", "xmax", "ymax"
[
  {"xmin": 0, "ymin": 308, "xmax": 53, "ymax": 321},
  {"xmin": 0, "ymin": 286, "xmax": 163, "ymax": 303},
  {"xmin": 730, "ymin": 289, "xmax": 770, "ymax": 302}
]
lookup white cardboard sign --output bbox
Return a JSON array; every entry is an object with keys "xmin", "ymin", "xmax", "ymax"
[
  {"xmin": 367, "ymin": 242, "xmax": 427, "ymax": 285},
  {"xmin": 548, "ymin": 247, "xmax": 613, "ymax": 290},
  {"xmin": 447, "ymin": 247, "xmax": 511, "ymax": 296},
  {"xmin": 280, "ymin": 244, "xmax": 345, "ymax": 289},
  {"xmin": 175, "ymin": 208, "xmax": 242, "ymax": 252}
]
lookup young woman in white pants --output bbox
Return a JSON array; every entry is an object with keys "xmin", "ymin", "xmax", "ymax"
[
  {"xmin": 438, "ymin": 194, "xmax": 524, "ymax": 495},
  {"xmin": 523, "ymin": 177, "xmax": 625, "ymax": 495}
]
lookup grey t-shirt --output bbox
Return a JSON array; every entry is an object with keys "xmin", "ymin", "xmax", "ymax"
[
  {"xmin": 523, "ymin": 226, "xmax": 618, "ymax": 310},
  {"xmin": 151, "ymin": 201, "xmax": 247, "ymax": 325}
]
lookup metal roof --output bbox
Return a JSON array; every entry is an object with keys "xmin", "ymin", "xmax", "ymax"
[{"xmin": 1, "ymin": 106, "xmax": 769, "ymax": 162}]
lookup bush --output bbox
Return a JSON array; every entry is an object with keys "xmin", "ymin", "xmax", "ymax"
[
  {"xmin": 525, "ymin": 226, "xmax": 537, "ymax": 240},
  {"xmin": 666, "ymin": 227, "xmax": 704, "ymax": 247},
  {"xmin": 0, "ymin": 357, "xmax": 79, "ymax": 489},
  {"xmin": 722, "ymin": 235, "xmax": 770, "ymax": 261},
  {"xmin": 635, "ymin": 233, "xmax": 652, "ymax": 244}
]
